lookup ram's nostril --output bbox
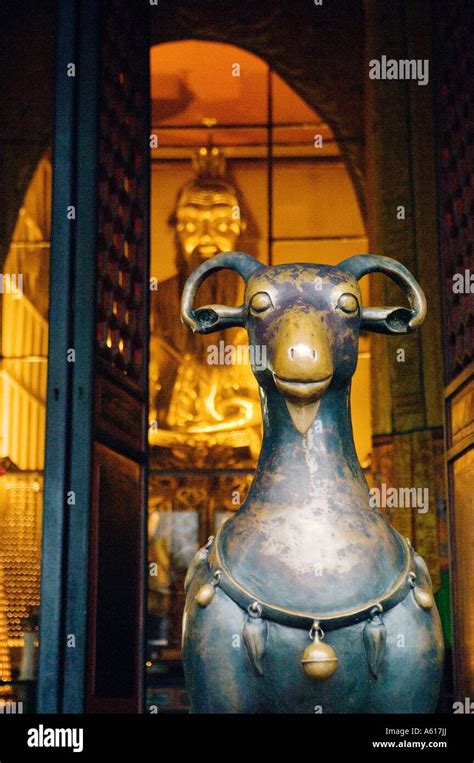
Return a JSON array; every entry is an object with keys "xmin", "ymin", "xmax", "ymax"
[{"xmin": 288, "ymin": 346, "xmax": 319, "ymax": 363}]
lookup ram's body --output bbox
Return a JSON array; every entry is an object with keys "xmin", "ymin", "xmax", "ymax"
[{"xmin": 180, "ymin": 253, "xmax": 444, "ymax": 714}]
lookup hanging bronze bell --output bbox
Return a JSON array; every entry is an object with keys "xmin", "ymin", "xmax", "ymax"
[{"xmin": 301, "ymin": 623, "xmax": 338, "ymax": 680}]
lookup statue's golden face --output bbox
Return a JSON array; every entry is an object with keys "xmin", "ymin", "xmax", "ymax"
[{"xmin": 176, "ymin": 199, "xmax": 244, "ymax": 261}]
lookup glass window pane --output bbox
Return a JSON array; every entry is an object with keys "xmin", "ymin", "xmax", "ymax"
[
  {"xmin": 272, "ymin": 126, "xmax": 340, "ymax": 157},
  {"xmin": 272, "ymin": 161, "xmax": 366, "ymax": 239},
  {"xmin": 272, "ymin": 237, "xmax": 369, "ymax": 269},
  {"xmin": 151, "ymin": 41, "xmax": 269, "ymax": 126}
]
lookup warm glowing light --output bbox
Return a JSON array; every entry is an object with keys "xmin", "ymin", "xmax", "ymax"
[
  {"xmin": 0, "ymin": 154, "xmax": 50, "ymax": 686},
  {"xmin": 0, "ymin": 563, "xmax": 11, "ymax": 690}
]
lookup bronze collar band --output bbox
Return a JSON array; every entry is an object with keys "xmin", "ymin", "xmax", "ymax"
[{"xmin": 208, "ymin": 531, "xmax": 416, "ymax": 631}]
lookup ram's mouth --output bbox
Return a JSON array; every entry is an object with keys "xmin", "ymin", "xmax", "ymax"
[
  {"xmin": 273, "ymin": 374, "xmax": 332, "ymax": 401},
  {"xmin": 273, "ymin": 373, "xmax": 333, "ymax": 435}
]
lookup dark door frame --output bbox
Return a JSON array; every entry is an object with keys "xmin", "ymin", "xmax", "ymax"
[
  {"xmin": 38, "ymin": 0, "xmax": 150, "ymax": 713},
  {"xmin": 37, "ymin": 0, "xmax": 78, "ymax": 714}
]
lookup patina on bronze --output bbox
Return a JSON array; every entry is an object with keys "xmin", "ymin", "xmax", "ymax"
[{"xmin": 180, "ymin": 252, "xmax": 444, "ymax": 713}]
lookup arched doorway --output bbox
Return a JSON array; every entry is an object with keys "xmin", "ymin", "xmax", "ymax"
[{"xmin": 146, "ymin": 39, "xmax": 370, "ymax": 712}]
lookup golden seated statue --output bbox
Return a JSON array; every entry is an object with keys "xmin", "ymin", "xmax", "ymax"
[{"xmin": 149, "ymin": 146, "xmax": 261, "ymax": 468}]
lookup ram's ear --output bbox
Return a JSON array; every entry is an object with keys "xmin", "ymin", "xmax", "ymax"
[
  {"xmin": 180, "ymin": 252, "xmax": 264, "ymax": 334},
  {"xmin": 338, "ymin": 254, "xmax": 427, "ymax": 334}
]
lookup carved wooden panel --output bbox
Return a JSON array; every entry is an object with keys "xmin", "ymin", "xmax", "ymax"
[
  {"xmin": 445, "ymin": 364, "xmax": 474, "ymax": 698},
  {"xmin": 94, "ymin": 374, "xmax": 145, "ymax": 453},
  {"xmin": 435, "ymin": 0, "xmax": 474, "ymax": 382},
  {"xmin": 86, "ymin": 0, "xmax": 149, "ymax": 713},
  {"xmin": 86, "ymin": 443, "xmax": 144, "ymax": 711},
  {"xmin": 96, "ymin": 0, "xmax": 149, "ymax": 388},
  {"xmin": 434, "ymin": 0, "xmax": 474, "ymax": 700}
]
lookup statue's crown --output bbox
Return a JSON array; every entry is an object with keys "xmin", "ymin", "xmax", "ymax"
[{"xmin": 192, "ymin": 146, "xmax": 227, "ymax": 179}]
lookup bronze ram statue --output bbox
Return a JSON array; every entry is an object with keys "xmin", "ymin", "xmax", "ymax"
[{"xmin": 180, "ymin": 251, "xmax": 444, "ymax": 713}]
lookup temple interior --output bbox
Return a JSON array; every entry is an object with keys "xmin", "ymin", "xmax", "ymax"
[{"xmin": 0, "ymin": 0, "xmax": 471, "ymax": 715}]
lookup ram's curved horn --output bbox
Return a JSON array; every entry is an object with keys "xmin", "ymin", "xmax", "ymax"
[
  {"xmin": 338, "ymin": 254, "xmax": 427, "ymax": 334},
  {"xmin": 181, "ymin": 251, "xmax": 264, "ymax": 334}
]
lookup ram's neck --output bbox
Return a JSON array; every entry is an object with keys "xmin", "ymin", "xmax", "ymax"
[{"xmin": 245, "ymin": 383, "xmax": 368, "ymax": 508}]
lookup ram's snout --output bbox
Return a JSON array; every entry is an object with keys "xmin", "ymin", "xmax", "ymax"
[{"xmin": 271, "ymin": 309, "xmax": 333, "ymax": 433}]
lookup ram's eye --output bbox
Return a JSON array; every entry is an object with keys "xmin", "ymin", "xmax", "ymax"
[
  {"xmin": 250, "ymin": 291, "xmax": 273, "ymax": 315},
  {"xmin": 337, "ymin": 293, "xmax": 359, "ymax": 314}
]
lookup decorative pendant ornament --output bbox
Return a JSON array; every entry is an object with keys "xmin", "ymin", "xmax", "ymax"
[
  {"xmin": 184, "ymin": 536, "xmax": 214, "ymax": 593},
  {"xmin": 409, "ymin": 571, "xmax": 434, "ymax": 611},
  {"xmin": 363, "ymin": 603, "xmax": 386, "ymax": 679},
  {"xmin": 413, "ymin": 587, "xmax": 434, "ymax": 610},
  {"xmin": 413, "ymin": 548, "xmax": 433, "ymax": 589},
  {"xmin": 301, "ymin": 621, "xmax": 338, "ymax": 681},
  {"xmin": 243, "ymin": 601, "xmax": 268, "ymax": 676},
  {"xmin": 195, "ymin": 569, "xmax": 222, "ymax": 608}
]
